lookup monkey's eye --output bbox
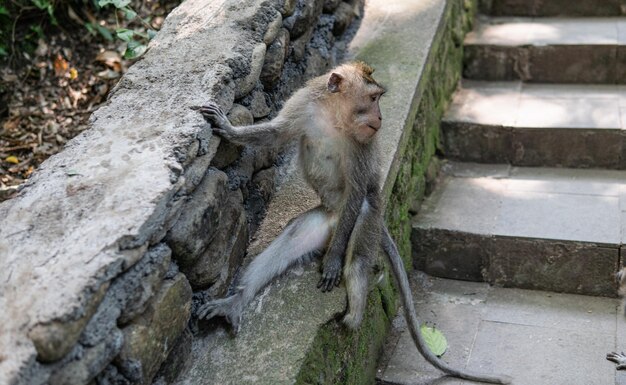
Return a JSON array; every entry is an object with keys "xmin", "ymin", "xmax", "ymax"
[{"xmin": 370, "ymin": 95, "xmax": 378, "ymax": 102}]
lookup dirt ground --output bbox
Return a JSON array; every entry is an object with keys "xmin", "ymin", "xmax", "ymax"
[{"xmin": 0, "ymin": 1, "xmax": 180, "ymax": 201}]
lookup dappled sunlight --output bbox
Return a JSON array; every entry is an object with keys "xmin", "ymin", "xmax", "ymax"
[
  {"xmin": 447, "ymin": 171, "xmax": 623, "ymax": 244},
  {"xmin": 516, "ymin": 97, "xmax": 620, "ymax": 129},
  {"xmin": 448, "ymin": 88, "xmax": 520, "ymax": 126},
  {"xmin": 470, "ymin": 18, "xmax": 620, "ymax": 46}
]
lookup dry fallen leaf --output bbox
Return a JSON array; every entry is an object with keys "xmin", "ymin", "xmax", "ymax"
[
  {"xmin": 69, "ymin": 68, "xmax": 78, "ymax": 80},
  {"xmin": 5, "ymin": 156, "xmax": 19, "ymax": 164},
  {"xmin": 53, "ymin": 54, "xmax": 69, "ymax": 77}
]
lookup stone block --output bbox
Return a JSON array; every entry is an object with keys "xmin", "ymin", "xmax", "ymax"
[
  {"xmin": 487, "ymin": 0, "xmax": 624, "ymax": 16},
  {"xmin": 260, "ymin": 28, "xmax": 290, "ymax": 89},
  {"xmin": 412, "ymin": 228, "xmax": 489, "ymax": 282},
  {"xmin": 510, "ymin": 128, "xmax": 622, "ymax": 169},
  {"xmin": 463, "ymin": 45, "xmax": 529, "ymax": 81},
  {"xmin": 234, "ymin": 43, "xmax": 267, "ymax": 99},
  {"xmin": 441, "ymin": 121, "xmax": 513, "ymax": 164},
  {"xmin": 28, "ymin": 283, "xmax": 109, "ymax": 363},
  {"xmin": 116, "ymin": 273, "xmax": 192, "ymax": 385},
  {"xmin": 185, "ymin": 190, "xmax": 248, "ymax": 290},
  {"xmin": 332, "ymin": 1, "xmax": 356, "ymax": 36},
  {"xmin": 528, "ymin": 45, "xmax": 617, "ymax": 84},
  {"xmin": 284, "ymin": 0, "xmax": 325, "ymax": 39},
  {"xmin": 488, "ymin": 237, "xmax": 618, "ymax": 297},
  {"xmin": 49, "ymin": 329, "xmax": 123, "ymax": 385},
  {"xmin": 165, "ymin": 169, "xmax": 229, "ymax": 268}
]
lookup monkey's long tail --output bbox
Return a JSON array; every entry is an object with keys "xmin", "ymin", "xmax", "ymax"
[{"xmin": 381, "ymin": 226, "xmax": 512, "ymax": 385}]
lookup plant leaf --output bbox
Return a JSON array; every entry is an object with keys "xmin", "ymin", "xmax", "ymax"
[
  {"xmin": 115, "ymin": 28, "xmax": 134, "ymax": 42},
  {"xmin": 98, "ymin": 0, "xmax": 130, "ymax": 7},
  {"xmin": 95, "ymin": 24, "xmax": 113, "ymax": 41},
  {"xmin": 122, "ymin": 7, "xmax": 137, "ymax": 20},
  {"xmin": 124, "ymin": 40, "xmax": 147, "ymax": 59},
  {"xmin": 420, "ymin": 325, "xmax": 448, "ymax": 357},
  {"xmin": 0, "ymin": 6, "xmax": 9, "ymax": 16},
  {"xmin": 147, "ymin": 29, "xmax": 157, "ymax": 40}
]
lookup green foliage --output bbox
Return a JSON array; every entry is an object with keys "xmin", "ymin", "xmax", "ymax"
[
  {"xmin": 96, "ymin": 0, "xmax": 155, "ymax": 59},
  {"xmin": 0, "ymin": 0, "xmax": 159, "ymax": 64}
]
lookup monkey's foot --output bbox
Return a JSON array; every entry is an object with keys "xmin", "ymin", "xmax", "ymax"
[
  {"xmin": 198, "ymin": 295, "xmax": 244, "ymax": 334},
  {"xmin": 341, "ymin": 312, "xmax": 362, "ymax": 330},
  {"xmin": 607, "ymin": 352, "xmax": 626, "ymax": 370}
]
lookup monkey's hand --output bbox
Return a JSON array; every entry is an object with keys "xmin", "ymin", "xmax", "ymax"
[
  {"xmin": 197, "ymin": 294, "xmax": 243, "ymax": 335},
  {"xmin": 317, "ymin": 253, "xmax": 342, "ymax": 292},
  {"xmin": 608, "ymin": 352, "xmax": 626, "ymax": 370},
  {"xmin": 199, "ymin": 102, "xmax": 235, "ymax": 140}
]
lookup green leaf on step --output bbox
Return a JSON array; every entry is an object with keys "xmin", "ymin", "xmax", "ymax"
[{"xmin": 420, "ymin": 325, "xmax": 448, "ymax": 357}]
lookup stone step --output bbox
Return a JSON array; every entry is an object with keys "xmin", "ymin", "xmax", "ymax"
[
  {"xmin": 481, "ymin": 0, "xmax": 626, "ymax": 17},
  {"xmin": 464, "ymin": 17, "xmax": 626, "ymax": 83},
  {"xmin": 441, "ymin": 80, "xmax": 626, "ymax": 168},
  {"xmin": 376, "ymin": 275, "xmax": 623, "ymax": 385},
  {"xmin": 412, "ymin": 162, "xmax": 624, "ymax": 297}
]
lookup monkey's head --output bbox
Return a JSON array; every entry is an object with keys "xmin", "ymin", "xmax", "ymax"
[{"xmin": 326, "ymin": 61, "xmax": 386, "ymax": 143}]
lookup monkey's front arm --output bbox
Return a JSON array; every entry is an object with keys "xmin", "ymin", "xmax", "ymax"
[
  {"xmin": 317, "ymin": 186, "xmax": 367, "ymax": 292},
  {"xmin": 200, "ymin": 102, "xmax": 300, "ymax": 147}
]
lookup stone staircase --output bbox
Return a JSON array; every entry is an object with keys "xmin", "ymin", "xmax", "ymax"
[
  {"xmin": 378, "ymin": 2, "xmax": 626, "ymax": 384},
  {"xmin": 417, "ymin": 4, "xmax": 626, "ymax": 297}
]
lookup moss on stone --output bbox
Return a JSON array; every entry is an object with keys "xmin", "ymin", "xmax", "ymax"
[{"xmin": 295, "ymin": 1, "xmax": 477, "ymax": 383}]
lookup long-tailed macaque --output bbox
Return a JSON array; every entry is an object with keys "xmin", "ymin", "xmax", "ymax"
[
  {"xmin": 198, "ymin": 62, "xmax": 511, "ymax": 384},
  {"xmin": 607, "ymin": 268, "xmax": 626, "ymax": 369}
]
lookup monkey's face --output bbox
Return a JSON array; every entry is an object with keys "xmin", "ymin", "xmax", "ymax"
[
  {"xmin": 326, "ymin": 63, "xmax": 386, "ymax": 143},
  {"xmin": 349, "ymin": 85, "xmax": 385, "ymax": 143}
]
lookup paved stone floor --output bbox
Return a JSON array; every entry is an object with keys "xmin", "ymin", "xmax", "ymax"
[{"xmin": 376, "ymin": 273, "xmax": 625, "ymax": 385}]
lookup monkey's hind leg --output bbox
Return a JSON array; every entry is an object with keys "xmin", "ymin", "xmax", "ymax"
[
  {"xmin": 607, "ymin": 352, "xmax": 626, "ymax": 370},
  {"xmin": 198, "ymin": 206, "xmax": 336, "ymax": 333},
  {"xmin": 341, "ymin": 200, "xmax": 379, "ymax": 329},
  {"xmin": 342, "ymin": 255, "xmax": 370, "ymax": 329}
]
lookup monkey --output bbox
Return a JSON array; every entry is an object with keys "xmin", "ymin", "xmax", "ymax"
[
  {"xmin": 607, "ymin": 267, "xmax": 626, "ymax": 369},
  {"xmin": 197, "ymin": 61, "xmax": 512, "ymax": 384}
]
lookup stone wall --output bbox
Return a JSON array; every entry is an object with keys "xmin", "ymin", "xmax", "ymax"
[{"xmin": 0, "ymin": 1, "xmax": 364, "ymax": 384}]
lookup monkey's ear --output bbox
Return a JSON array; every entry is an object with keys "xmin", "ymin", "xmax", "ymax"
[{"xmin": 327, "ymin": 73, "xmax": 343, "ymax": 93}]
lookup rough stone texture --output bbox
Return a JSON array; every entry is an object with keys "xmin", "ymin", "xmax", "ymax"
[
  {"xmin": 0, "ymin": 0, "xmax": 315, "ymax": 383},
  {"xmin": 260, "ymin": 28, "xmax": 290, "ymax": 89},
  {"xmin": 165, "ymin": 169, "xmax": 229, "ymax": 268},
  {"xmin": 332, "ymin": 1, "xmax": 357, "ymax": 36},
  {"xmin": 412, "ymin": 163, "xmax": 623, "ymax": 297},
  {"xmin": 234, "ymin": 43, "xmax": 267, "ymax": 98},
  {"xmin": 480, "ymin": 0, "xmax": 626, "ymax": 16},
  {"xmin": 284, "ymin": 0, "xmax": 325, "ymax": 39},
  {"xmin": 116, "ymin": 273, "xmax": 192, "ymax": 385},
  {"xmin": 240, "ymin": 89, "xmax": 272, "ymax": 118},
  {"xmin": 48, "ymin": 330, "xmax": 123, "ymax": 385},
  {"xmin": 185, "ymin": 189, "xmax": 248, "ymax": 290},
  {"xmin": 27, "ymin": 284, "xmax": 109, "ymax": 364},
  {"xmin": 323, "ymin": 0, "xmax": 341, "ymax": 13}
]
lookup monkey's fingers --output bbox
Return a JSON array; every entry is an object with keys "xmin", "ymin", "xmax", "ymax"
[
  {"xmin": 607, "ymin": 352, "xmax": 626, "ymax": 364},
  {"xmin": 197, "ymin": 303, "xmax": 219, "ymax": 320},
  {"xmin": 317, "ymin": 273, "xmax": 340, "ymax": 292}
]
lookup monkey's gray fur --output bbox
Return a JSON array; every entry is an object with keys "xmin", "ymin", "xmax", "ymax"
[{"xmin": 198, "ymin": 62, "xmax": 511, "ymax": 384}]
